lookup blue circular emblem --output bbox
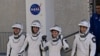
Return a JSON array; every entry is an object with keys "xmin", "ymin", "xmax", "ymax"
[{"xmin": 30, "ymin": 4, "xmax": 40, "ymax": 15}]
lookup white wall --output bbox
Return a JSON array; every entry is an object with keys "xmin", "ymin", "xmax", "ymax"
[
  {"xmin": 54, "ymin": 0, "xmax": 90, "ymax": 36},
  {"xmin": 0, "ymin": 0, "xmax": 26, "ymax": 32}
]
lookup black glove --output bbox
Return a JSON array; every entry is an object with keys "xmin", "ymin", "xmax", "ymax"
[
  {"xmin": 18, "ymin": 55, "xmax": 21, "ymax": 56},
  {"xmin": 18, "ymin": 51, "xmax": 24, "ymax": 56},
  {"xmin": 42, "ymin": 35, "xmax": 47, "ymax": 41}
]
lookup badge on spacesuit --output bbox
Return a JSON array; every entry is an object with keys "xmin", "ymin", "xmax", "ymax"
[{"xmin": 92, "ymin": 37, "xmax": 96, "ymax": 43}]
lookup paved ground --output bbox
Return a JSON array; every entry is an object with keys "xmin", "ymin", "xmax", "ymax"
[{"xmin": 0, "ymin": 55, "xmax": 5, "ymax": 56}]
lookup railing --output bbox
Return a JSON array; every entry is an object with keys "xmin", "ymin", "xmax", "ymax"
[
  {"xmin": 0, "ymin": 31, "xmax": 78, "ymax": 55},
  {"xmin": 63, "ymin": 31, "xmax": 79, "ymax": 53},
  {"xmin": 64, "ymin": 31, "xmax": 79, "ymax": 39},
  {"xmin": 0, "ymin": 32, "xmax": 12, "ymax": 55}
]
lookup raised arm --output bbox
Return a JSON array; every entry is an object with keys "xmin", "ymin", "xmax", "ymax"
[{"xmin": 62, "ymin": 39, "xmax": 69, "ymax": 50}]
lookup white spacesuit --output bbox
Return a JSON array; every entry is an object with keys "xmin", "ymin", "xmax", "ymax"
[
  {"xmin": 42, "ymin": 26, "xmax": 69, "ymax": 56},
  {"xmin": 19, "ymin": 20, "xmax": 45, "ymax": 56},
  {"xmin": 7, "ymin": 24, "xmax": 26, "ymax": 56},
  {"xmin": 71, "ymin": 21, "xmax": 96, "ymax": 56}
]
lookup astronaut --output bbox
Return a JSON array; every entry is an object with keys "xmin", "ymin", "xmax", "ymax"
[
  {"xmin": 19, "ymin": 20, "xmax": 46, "ymax": 56},
  {"xmin": 71, "ymin": 20, "xmax": 96, "ymax": 56},
  {"xmin": 41, "ymin": 25, "xmax": 69, "ymax": 56},
  {"xmin": 7, "ymin": 23, "xmax": 26, "ymax": 56}
]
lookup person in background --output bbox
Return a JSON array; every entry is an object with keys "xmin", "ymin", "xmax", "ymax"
[{"xmin": 90, "ymin": 3, "xmax": 100, "ymax": 56}]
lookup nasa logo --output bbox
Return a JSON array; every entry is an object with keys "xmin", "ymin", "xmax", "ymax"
[{"xmin": 30, "ymin": 4, "xmax": 40, "ymax": 15}]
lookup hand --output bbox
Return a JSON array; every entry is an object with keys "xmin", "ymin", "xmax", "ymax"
[
  {"xmin": 18, "ymin": 54, "xmax": 21, "ymax": 56},
  {"xmin": 18, "ymin": 55, "xmax": 21, "ymax": 56},
  {"xmin": 18, "ymin": 53, "xmax": 22, "ymax": 56},
  {"xmin": 42, "ymin": 35, "xmax": 47, "ymax": 41},
  {"xmin": 18, "ymin": 51, "xmax": 23, "ymax": 56}
]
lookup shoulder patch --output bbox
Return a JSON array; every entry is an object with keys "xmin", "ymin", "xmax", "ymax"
[{"xmin": 92, "ymin": 37, "xmax": 96, "ymax": 43}]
